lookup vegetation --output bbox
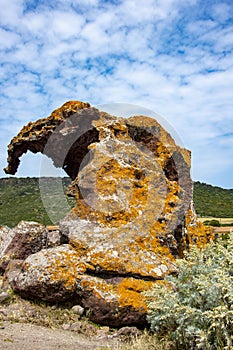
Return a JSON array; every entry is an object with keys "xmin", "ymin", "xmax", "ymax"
[
  {"xmin": 0, "ymin": 178, "xmax": 232, "ymax": 227},
  {"xmin": 193, "ymin": 181, "xmax": 233, "ymax": 218},
  {"xmin": 203, "ymin": 219, "xmax": 221, "ymax": 227},
  {"xmin": 117, "ymin": 331, "xmax": 171, "ymax": 350},
  {"xmin": 0, "ymin": 177, "xmax": 74, "ymax": 227},
  {"xmin": 145, "ymin": 234, "xmax": 233, "ymax": 349},
  {"xmin": 200, "ymin": 218, "xmax": 233, "ymax": 227}
]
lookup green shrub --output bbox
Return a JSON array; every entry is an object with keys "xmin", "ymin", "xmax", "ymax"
[
  {"xmin": 209, "ymin": 220, "xmax": 221, "ymax": 227},
  {"xmin": 203, "ymin": 219, "xmax": 221, "ymax": 227},
  {"xmin": 203, "ymin": 220, "xmax": 211, "ymax": 226},
  {"xmin": 145, "ymin": 235, "xmax": 233, "ymax": 349}
]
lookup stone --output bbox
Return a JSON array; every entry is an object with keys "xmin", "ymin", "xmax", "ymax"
[
  {"xmin": 96, "ymin": 326, "xmax": 110, "ymax": 339},
  {"xmin": 62, "ymin": 323, "xmax": 71, "ymax": 331},
  {"xmin": 70, "ymin": 321, "xmax": 82, "ymax": 332},
  {"xmin": 3, "ymin": 100, "xmax": 214, "ymax": 327},
  {"xmin": 0, "ymin": 292, "xmax": 10, "ymax": 303},
  {"xmin": 0, "ymin": 221, "xmax": 47, "ymax": 273},
  {"xmin": 3, "ymin": 259, "xmax": 24, "ymax": 289},
  {"xmin": 71, "ymin": 305, "xmax": 84, "ymax": 316},
  {"xmin": 75, "ymin": 275, "xmax": 153, "ymax": 327},
  {"xmin": 0, "ymin": 226, "xmax": 15, "ymax": 273},
  {"xmin": 47, "ymin": 230, "xmax": 61, "ymax": 248},
  {"xmin": 3, "ymin": 101, "xmax": 106, "ymax": 180},
  {"xmin": 113, "ymin": 326, "xmax": 142, "ymax": 339}
]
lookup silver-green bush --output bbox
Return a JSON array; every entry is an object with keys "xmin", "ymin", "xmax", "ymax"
[{"xmin": 145, "ymin": 234, "xmax": 233, "ymax": 349}]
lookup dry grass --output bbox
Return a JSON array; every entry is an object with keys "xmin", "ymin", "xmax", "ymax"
[{"xmin": 116, "ymin": 331, "xmax": 172, "ymax": 350}]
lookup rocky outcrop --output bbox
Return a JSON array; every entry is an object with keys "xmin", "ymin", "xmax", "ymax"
[{"xmin": 3, "ymin": 101, "xmax": 214, "ymax": 326}]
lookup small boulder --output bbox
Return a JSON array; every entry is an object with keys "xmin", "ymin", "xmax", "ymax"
[
  {"xmin": 47, "ymin": 230, "xmax": 61, "ymax": 248},
  {"xmin": 71, "ymin": 304, "xmax": 84, "ymax": 316},
  {"xmin": 113, "ymin": 326, "xmax": 142, "ymax": 340},
  {"xmin": 0, "ymin": 291, "xmax": 10, "ymax": 303}
]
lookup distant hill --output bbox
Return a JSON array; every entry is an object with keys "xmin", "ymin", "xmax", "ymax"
[
  {"xmin": 0, "ymin": 177, "xmax": 232, "ymax": 227},
  {"xmin": 193, "ymin": 181, "xmax": 233, "ymax": 218},
  {"xmin": 0, "ymin": 177, "xmax": 74, "ymax": 227}
]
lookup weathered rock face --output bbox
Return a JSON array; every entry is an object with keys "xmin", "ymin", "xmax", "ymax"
[
  {"xmin": 3, "ymin": 101, "xmax": 214, "ymax": 326},
  {"xmin": 4, "ymin": 101, "xmax": 104, "ymax": 180},
  {"xmin": 0, "ymin": 221, "xmax": 47, "ymax": 273}
]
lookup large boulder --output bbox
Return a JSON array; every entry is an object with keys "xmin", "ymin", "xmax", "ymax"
[
  {"xmin": 3, "ymin": 101, "xmax": 214, "ymax": 326},
  {"xmin": 11, "ymin": 245, "xmax": 89, "ymax": 302},
  {"xmin": 0, "ymin": 221, "xmax": 47, "ymax": 273},
  {"xmin": 10, "ymin": 244, "xmax": 152, "ymax": 326}
]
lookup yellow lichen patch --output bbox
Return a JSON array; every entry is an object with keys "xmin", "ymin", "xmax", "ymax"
[
  {"xmin": 156, "ymin": 141, "xmax": 172, "ymax": 168},
  {"xmin": 88, "ymin": 251, "xmax": 127, "ymax": 273},
  {"xmin": 80, "ymin": 275, "xmax": 154, "ymax": 311},
  {"xmin": 109, "ymin": 121, "xmax": 132, "ymax": 141},
  {"xmin": 49, "ymin": 100, "xmax": 90, "ymax": 121},
  {"xmin": 185, "ymin": 209, "xmax": 215, "ymax": 248},
  {"xmin": 72, "ymin": 155, "xmax": 149, "ymax": 228},
  {"xmin": 15, "ymin": 101, "xmax": 90, "ymax": 140},
  {"xmin": 117, "ymin": 278, "xmax": 154, "ymax": 310},
  {"xmin": 179, "ymin": 147, "xmax": 191, "ymax": 168},
  {"xmin": 135, "ymin": 233, "xmax": 174, "ymax": 261},
  {"xmin": 163, "ymin": 180, "xmax": 181, "ymax": 215},
  {"xmin": 46, "ymin": 250, "xmax": 91, "ymax": 291},
  {"xmin": 95, "ymin": 158, "xmax": 148, "ymax": 215},
  {"xmin": 68, "ymin": 238, "xmax": 89, "ymax": 254}
]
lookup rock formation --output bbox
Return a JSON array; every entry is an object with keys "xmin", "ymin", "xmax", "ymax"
[{"xmin": 2, "ymin": 101, "xmax": 214, "ymax": 326}]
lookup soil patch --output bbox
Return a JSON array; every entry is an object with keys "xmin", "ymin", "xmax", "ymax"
[{"xmin": 0, "ymin": 321, "xmax": 117, "ymax": 350}]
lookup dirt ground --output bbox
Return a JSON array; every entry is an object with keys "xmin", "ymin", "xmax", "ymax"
[
  {"xmin": 0, "ymin": 321, "xmax": 118, "ymax": 350},
  {"xmin": 0, "ymin": 276, "xmax": 140, "ymax": 349}
]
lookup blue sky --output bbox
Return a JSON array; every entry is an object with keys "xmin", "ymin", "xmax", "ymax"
[{"xmin": 0, "ymin": 0, "xmax": 232, "ymax": 188}]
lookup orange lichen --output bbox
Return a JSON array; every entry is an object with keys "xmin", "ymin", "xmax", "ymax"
[
  {"xmin": 135, "ymin": 233, "xmax": 175, "ymax": 262},
  {"xmin": 88, "ymin": 252, "xmax": 126, "ymax": 273},
  {"xmin": 13, "ymin": 101, "xmax": 90, "ymax": 141},
  {"xmin": 80, "ymin": 275, "xmax": 154, "ymax": 312},
  {"xmin": 117, "ymin": 278, "xmax": 154, "ymax": 310},
  {"xmin": 72, "ymin": 155, "xmax": 149, "ymax": 228},
  {"xmin": 156, "ymin": 140, "xmax": 172, "ymax": 168},
  {"xmin": 185, "ymin": 209, "xmax": 215, "ymax": 248},
  {"xmin": 45, "ymin": 250, "xmax": 92, "ymax": 290}
]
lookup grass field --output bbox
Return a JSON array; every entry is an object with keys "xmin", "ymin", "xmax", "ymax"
[{"xmin": 198, "ymin": 217, "xmax": 233, "ymax": 225}]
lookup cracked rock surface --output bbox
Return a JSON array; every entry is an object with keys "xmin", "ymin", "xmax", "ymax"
[{"xmin": 2, "ymin": 101, "xmax": 214, "ymax": 326}]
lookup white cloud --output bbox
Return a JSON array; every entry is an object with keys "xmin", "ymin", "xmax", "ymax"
[
  {"xmin": 0, "ymin": 28, "xmax": 20, "ymax": 49},
  {"xmin": 0, "ymin": 0, "xmax": 24, "ymax": 27},
  {"xmin": 211, "ymin": 2, "xmax": 232, "ymax": 23}
]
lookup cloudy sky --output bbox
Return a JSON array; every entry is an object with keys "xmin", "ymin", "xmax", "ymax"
[{"xmin": 0, "ymin": 0, "xmax": 232, "ymax": 188}]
